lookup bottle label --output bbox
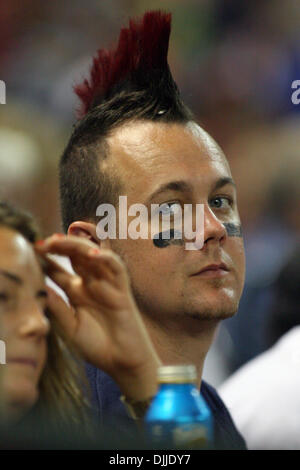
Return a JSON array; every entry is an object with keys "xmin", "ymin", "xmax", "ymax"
[
  {"xmin": 148, "ymin": 421, "xmax": 212, "ymax": 449},
  {"xmin": 173, "ymin": 423, "xmax": 208, "ymax": 448}
]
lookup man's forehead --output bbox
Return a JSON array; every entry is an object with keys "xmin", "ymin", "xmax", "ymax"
[
  {"xmin": 106, "ymin": 120, "xmax": 231, "ymax": 196},
  {"xmin": 185, "ymin": 121, "xmax": 225, "ymax": 161}
]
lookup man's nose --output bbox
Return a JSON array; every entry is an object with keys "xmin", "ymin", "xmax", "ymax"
[
  {"xmin": 202, "ymin": 204, "xmax": 227, "ymax": 247},
  {"xmin": 18, "ymin": 301, "xmax": 50, "ymax": 338}
]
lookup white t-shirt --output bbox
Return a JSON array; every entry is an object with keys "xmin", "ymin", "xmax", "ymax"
[{"xmin": 218, "ymin": 326, "xmax": 300, "ymax": 450}]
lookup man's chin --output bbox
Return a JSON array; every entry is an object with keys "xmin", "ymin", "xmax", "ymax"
[
  {"xmin": 186, "ymin": 297, "xmax": 239, "ymax": 321},
  {"xmin": 188, "ymin": 308, "xmax": 237, "ymax": 321}
]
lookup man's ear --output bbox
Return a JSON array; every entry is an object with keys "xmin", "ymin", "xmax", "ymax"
[{"xmin": 68, "ymin": 221, "xmax": 99, "ymax": 245}]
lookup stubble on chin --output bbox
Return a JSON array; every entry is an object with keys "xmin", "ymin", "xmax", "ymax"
[
  {"xmin": 187, "ymin": 306, "xmax": 237, "ymax": 322},
  {"xmin": 184, "ymin": 280, "xmax": 240, "ymax": 321}
]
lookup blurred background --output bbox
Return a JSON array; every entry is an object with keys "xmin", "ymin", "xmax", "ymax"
[{"xmin": 0, "ymin": 0, "xmax": 299, "ymax": 384}]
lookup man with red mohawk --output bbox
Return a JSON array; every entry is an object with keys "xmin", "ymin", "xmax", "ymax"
[{"xmin": 57, "ymin": 11, "xmax": 246, "ymax": 449}]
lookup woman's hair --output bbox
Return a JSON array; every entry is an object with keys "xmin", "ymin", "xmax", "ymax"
[{"xmin": 0, "ymin": 201, "xmax": 92, "ymax": 442}]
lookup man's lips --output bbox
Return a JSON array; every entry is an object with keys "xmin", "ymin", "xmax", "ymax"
[
  {"xmin": 7, "ymin": 357, "xmax": 38, "ymax": 368},
  {"xmin": 192, "ymin": 263, "xmax": 229, "ymax": 278}
]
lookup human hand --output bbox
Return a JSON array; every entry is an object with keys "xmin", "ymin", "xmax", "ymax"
[{"xmin": 35, "ymin": 235, "xmax": 160, "ymax": 401}]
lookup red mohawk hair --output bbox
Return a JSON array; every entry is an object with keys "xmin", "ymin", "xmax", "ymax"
[{"xmin": 74, "ymin": 11, "xmax": 172, "ymax": 118}]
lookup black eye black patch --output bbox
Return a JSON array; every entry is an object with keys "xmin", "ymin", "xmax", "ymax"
[
  {"xmin": 223, "ymin": 223, "xmax": 243, "ymax": 237},
  {"xmin": 153, "ymin": 229, "xmax": 184, "ymax": 248},
  {"xmin": 153, "ymin": 224, "xmax": 243, "ymax": 248}
]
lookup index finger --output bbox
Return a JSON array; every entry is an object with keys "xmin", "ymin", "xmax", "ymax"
[{"xmin": 35, "ymin": 235, "xmax": 125, "ymax": 287}]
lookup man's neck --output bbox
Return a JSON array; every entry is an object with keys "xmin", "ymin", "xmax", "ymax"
[{"xmin": 142, "ymin": 314, "xmax": 219, "ymax": 389}]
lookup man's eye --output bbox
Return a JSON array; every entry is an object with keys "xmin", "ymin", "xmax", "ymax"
[
  {"xmin": 210, "ymin": 197, "xmax": 233, "ymax": 210},
  {"xmin": 159, "ymin": 202, "xmax": 182, "ymax": 216}
]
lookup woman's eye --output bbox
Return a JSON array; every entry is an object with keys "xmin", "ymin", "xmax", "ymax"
[
  {"xmin": 159, "ymin": 202, "xmax": 182, "ymax": 216},
  {"xmin": 210, "ymin": 197, "xmax": 233, "ymax": 210},
  {"xmin": 0, "ymin": 292, "xmax": 9, "ymax": 302},
  {"xmin": 43, "ymin": 307, "xmax": 51, "ymax": 319}
]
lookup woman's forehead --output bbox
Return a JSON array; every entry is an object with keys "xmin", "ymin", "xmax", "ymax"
[{"xmin": 0, "ymin": 228, "xmax": 44, "ymax": 285}]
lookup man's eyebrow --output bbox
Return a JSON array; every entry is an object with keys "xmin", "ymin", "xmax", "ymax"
[
  {"xmin": 146, "ymin": 180, "xmax": 192, "ymax": 204},
  {"xmin": 0, "ymin": 269, "xmax": 22, "ymax": 285},
  {"xmin": 211, "ymin": 177, "xmax": 236, "ymax": 192}
]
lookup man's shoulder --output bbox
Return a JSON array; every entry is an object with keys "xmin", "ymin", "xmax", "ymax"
[
  {"xmin": 201, "ymin": 380, "xmax": 247, "ymax": 449},
  {"xmin": 201, "ymin": 379, "xmax": 231, "ymax": 412},
  {"xmin": 85, "ymin": 362, "xmax": 126, "ymax": 421},
  {"xmin": 85, "ymin": 363, "xmax": 246, "ymax": 449}
]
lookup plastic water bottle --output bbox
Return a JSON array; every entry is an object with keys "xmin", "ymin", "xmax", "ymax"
[{"xmin": 144, "ymin": 365, "xmax": 213, "ymax": 449}]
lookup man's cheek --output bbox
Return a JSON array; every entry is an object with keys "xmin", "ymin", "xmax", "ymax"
[{"xmin": 228, "ymin": 238, "xmax": 246, "ymax": 285}]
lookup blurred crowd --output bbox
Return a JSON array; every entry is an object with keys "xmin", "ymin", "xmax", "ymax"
[{"xmin": 0, "ymin": 0, "xmax": 300, "ymax": 438}]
